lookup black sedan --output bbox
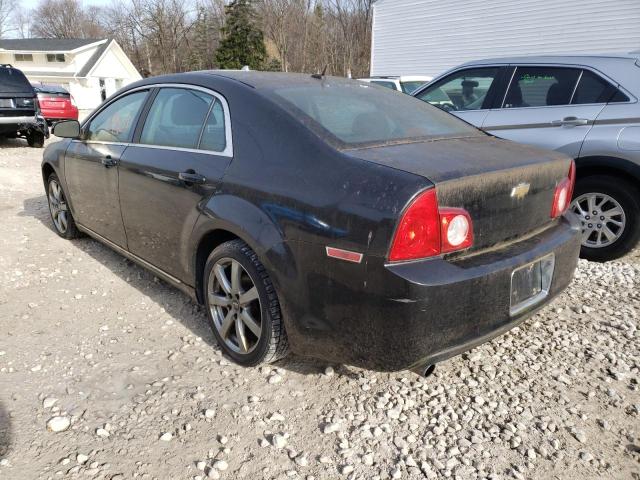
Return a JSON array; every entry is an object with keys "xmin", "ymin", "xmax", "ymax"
[{"xmin": 43, "ymin": 72, "xmax": 581, "ymax": 373}]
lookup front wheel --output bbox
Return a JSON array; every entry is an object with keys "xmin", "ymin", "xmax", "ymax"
[
  {"xmin": 47, "ymin": 173, "xmax": 80, "ymax": 239},
  {"xmin": 203, "ymin": 240, "xmax": 289, "ymax": 366},
  {"xmin": 570, "ymin": 175, "xmax": 640, "ymax": 262}
]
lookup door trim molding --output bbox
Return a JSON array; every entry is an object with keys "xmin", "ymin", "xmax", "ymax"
[{"xmin": 76, "ymin": 222, "xmax": 198, "ymax": 302}]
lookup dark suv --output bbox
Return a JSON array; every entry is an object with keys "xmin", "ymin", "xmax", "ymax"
[{"xmin": 0, "ymin": 65, "xmax": 48, "ymax": 147}]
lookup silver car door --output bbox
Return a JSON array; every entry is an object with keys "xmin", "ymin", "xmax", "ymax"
[{"xmin": 482, "ymin": 66, "xmax": 606, "ymax": 158}]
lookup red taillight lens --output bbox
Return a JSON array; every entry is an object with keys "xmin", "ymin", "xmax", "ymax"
[
  {"xmin": 389, "ymin": 189, "xmax": 440, "ymax": 261},
  {"xmin": 389, "ymin": 189, "xmax": 473, "ymax": 262},
  {"xmin": 551, "ymin": 160, "xmax": 576, "ymax": 218}
]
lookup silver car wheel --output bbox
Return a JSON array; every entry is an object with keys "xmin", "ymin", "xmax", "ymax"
[
  {"xmin": 570, "ymin": 192, "xmax": 626, "ymax": 249},
  {"xmin": 48, "ymin": 179, "xmax": 69, "ymax": 234},
  {"xmin": 208, "ymin": 257, "xmax": 262, "ymax": 354}
]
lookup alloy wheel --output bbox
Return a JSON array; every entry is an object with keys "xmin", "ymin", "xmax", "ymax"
[
  {"xmin": 48, "ymin": 179, "xmax": 69, "ymax": 234},
  {"xmin": 208, "ymin": 258, "xmax": 262, "ymax": 354},
  {"xmin": 570, "ymin": 192, "xmax": 626, "ymax": 249}
]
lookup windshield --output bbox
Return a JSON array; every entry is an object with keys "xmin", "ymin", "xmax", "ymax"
[
  {"xmin": 270, "ymin": 82, "xmax": 481, "ymax": 148},
  {"xmin": 0, "ymin": 68, "xmax": 34, "ymax": 94}
]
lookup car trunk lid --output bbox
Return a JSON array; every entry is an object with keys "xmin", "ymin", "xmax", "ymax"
[{"xmin": 347, "ymin": 136, "xmax": 571, "ymax": 253}]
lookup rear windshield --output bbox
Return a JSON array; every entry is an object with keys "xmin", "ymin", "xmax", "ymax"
[
  {"xmin": 270, "ymin": 82, "xmax": 481, "ymax": 148},
  {"xmin": 0, "ymin": 68, "xmax": 33, "ymax": 94}
]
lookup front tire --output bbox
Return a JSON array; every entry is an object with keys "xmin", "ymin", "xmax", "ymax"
[
  {"xmin": 47, "ymin": 173, "xmax": 80, "ymax": 239},
  {"xmin": 203, "ymin": 240, "xmax": 289, "ymax": 366},
  {"xmin": 570, "ymin": 175, "xmax": 640, "ymax": 262}
]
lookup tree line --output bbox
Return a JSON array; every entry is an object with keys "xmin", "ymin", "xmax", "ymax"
[{"xmin": 2, "ymin": 0, "xmax": 372, "ymax": 78}]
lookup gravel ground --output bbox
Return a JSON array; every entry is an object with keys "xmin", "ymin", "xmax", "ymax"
[{"xmin": 0, "ymin": 137, "xmax": 638, "ymax": 480}]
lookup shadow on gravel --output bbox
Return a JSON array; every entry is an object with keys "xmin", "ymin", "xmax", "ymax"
[
  {"xmin": 0, "ymin": 402, "xmax": 11, "ymax": 459},
  {"xmin": 21, "ymin": 195, "xmax": 333, "ymax": 377},
  {"xmin": 0, "ymin": 137, "xmax": 30, "ymax": 149}
]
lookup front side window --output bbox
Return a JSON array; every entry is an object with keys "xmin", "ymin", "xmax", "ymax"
[
  {"xmin": 270, "ymin": 81, "xmax": 481, "ymax": 148},
  {"xmin": 416, "ymin": 68, "xmax": 499, "ymax": 111},
  {"xmin": 504, "ymin": 67, "xmax": 580, "ymax": 108},
  {"xmin": 85, "ymin": 91, "xmax": 147, "ymax": 142},
  {"xmin": 46, "ymin": 53, "xmax": 65, "ymax": 63},
  {"xmin": 140, "ymin": 88, "xmax": 213, "ymax": 149}
]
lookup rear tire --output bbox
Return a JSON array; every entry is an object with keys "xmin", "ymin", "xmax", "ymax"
[
  {"xmin": 203, "ymin": 239, "xmax": 289, "ymax": 366},
  {"xmin": 570, "ymin": 175, "xmax": 640, "ymax": 262},
  {"xmin": 27, "ymin": 130, "xmax": 45, "ymax": 148},
  {"xmin": 47, "ymin": 173, "xmax": 81, "ymax": 239}
]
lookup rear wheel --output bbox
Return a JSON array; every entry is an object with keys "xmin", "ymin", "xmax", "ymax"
[
  {"xmin": 27, "ymin": 130, "xmax": 45, "ymax": 148},
  {"xmin": 47, "ymin": 173, "xmax": 80, "ymax": 239},
  {"xmin": 203, "ymin": 239, "xmax": 289, "ymax": 366},
  {"xmin": 570, "ymin": 175, "xmax": 640, "ymax": 262}
]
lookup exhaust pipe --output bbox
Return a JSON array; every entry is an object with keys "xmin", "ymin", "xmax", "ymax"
[{"xmin": 411, "ymin": 364, "xmax": 436, "ymax": 378}]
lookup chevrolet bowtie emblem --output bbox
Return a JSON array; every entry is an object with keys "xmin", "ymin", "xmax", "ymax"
[{"xmin": 511, "ymin": 182, "xmax": 530, "ymax": 200}]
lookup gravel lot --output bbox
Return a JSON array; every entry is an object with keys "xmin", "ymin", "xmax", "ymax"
[{"xmin": 0, "ymin": 137, "xmax": 638, "ymax": 480}]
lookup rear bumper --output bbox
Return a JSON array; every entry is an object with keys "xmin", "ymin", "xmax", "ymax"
[
  {"xmin": 283, "ymin": 214, "xmax": 581, "ymax": 371},
  {"xmin": 0, "ymin": 115, "xmax": 37, "ymax": 125}
]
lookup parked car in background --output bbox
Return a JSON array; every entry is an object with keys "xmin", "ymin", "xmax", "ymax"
[
  {"xmin": 32, "ymin": 83, "xmax": 79, "ymax": 125},
  {"xmin": 358, "ymin": 75, "xmax": 432, "ymax": 94},
  {"xmin": 43, "ymin": 72, "xmax": 580, "ymax": 373},
  {"xmin": 414, "ymin": 54, "xmax": 640, "ymax": 261},
  {"xmin": 0, "ymin": 64, "xmax": 48, "ymax": 147}
]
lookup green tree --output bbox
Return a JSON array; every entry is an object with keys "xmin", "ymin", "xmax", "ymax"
[{"xmin": 215, "ymin": 0, "xmax": 266, "ymax": 70}]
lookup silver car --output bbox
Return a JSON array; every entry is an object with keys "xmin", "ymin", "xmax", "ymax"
[{"xmin": 413, "ymin": 53, "xmax": 640, "ymax": 261}]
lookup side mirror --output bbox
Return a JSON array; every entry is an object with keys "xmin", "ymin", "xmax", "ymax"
[{"xmin": 52, "ymin": 120, "xmax": 80, "ymax": 138}]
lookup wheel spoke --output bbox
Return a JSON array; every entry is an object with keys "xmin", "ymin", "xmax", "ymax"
[
  {"xmin": 209, "ymin": 292, "xmax": 231, "ymax": 307},
  {"xmin": 603, "ymin": 207, "xmax": 623, "ymax": 218},
  {"xmin": 235, "ymin": 317, "xmax": 249, "ymax": 352},
  {"xmin": 239, "ymin": 286, "xmax": 258, "ymax": 306},
  {"xmin": 219, "ymin": 309, "xmax": 235, "ymax": 339},
  {"xmin": 230, "ymin": 261, "xmax": 241, "ymax": 294},
  {"xmin": 241, "ymin": 309, "xmax": 261, "ymax": 337},
  {"xmin": 602, "ymin": 226, "xmax": 617, "ymax": 242},
  {"xmin": 581, "ymin": 229, "xmax": 592, "ymax": 243},
  {"xmin": 59, "ymin": 211, "xmax": 67, "ymax": 229},
  {"xmin": 58, "ymin": 203, "xmax": 68, "ymax": 212},
  {"xmin": 587, "ymin": 195, "xmax": 596, "ymax": 213},
  {"xmin": 214, "ymin": 264, "xmax": 232, "ymax": 295}
]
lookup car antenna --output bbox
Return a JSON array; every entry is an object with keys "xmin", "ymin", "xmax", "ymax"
[{"xmin": 311, "ymin": 65, "xmax": 328, "ymax": 80}]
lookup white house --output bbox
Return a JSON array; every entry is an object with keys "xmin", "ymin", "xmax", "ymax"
[
  {"xmin": 371, "ymin": 0, "xmax": 640, "ymax": 78},
  {"xmin": 0, "ymin": 38, "xmax": 142, "ymax": 113}
]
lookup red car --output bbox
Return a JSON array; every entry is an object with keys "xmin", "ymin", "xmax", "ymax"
[{"xmin": 32, "ymin": 84, "xmax": 78, "ymax": 125}]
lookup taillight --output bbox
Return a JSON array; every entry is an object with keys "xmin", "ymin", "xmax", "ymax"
[
  {"xmin": 389, "ymin": 188, "xmax": 473, "ymax": 262},
  {"xmin": 550, "ymin": 160, "xmax": 576, "ymax": 218}
]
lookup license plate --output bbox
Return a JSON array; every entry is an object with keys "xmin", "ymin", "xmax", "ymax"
[
  {"xmin": 510, "ymin": 253, "xmax": 555, "ymax": 316},
  {"xmin": 0, "ymin": 99, "xmax": 12, "ymax": 108}
]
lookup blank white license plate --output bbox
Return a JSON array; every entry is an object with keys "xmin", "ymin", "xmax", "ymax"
[
  {"xmin": 0, "ymin": 99, "xmax": 12, "ymax": 108},
  {"xmin": 510, "ymin": 254, "xmax": 555, "ymax": 316}
]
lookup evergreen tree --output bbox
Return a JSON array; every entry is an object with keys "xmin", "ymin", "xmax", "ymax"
[{"xmin": 215, "ymin": 0, "xmax": 266, "ymax": 70}]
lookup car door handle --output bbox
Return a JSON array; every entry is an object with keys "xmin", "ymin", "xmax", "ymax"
[
  {"xmin": 178, "ymin": 171, "xmax": 207, "ymax": 185},
  {"xmin": 551, "ymin": 117, "xmax": 589, "ymax": 127},
  {"xmin": 101, "ymin": 155, "xmax": 118, "ymax": 167}
]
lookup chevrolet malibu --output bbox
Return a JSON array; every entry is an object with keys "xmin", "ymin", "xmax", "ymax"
[{"xmin": 42, "ymin": 72, "xmax": 581, "ymax": 374}]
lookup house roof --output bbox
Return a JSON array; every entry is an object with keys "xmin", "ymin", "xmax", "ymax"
[
  {"xmin": 0, "ymin": 38, "xmax": 105, "ymax": 52},
  {"xmin": 77, "ymin": 39, "xmax": 112, "ymax": 77}
]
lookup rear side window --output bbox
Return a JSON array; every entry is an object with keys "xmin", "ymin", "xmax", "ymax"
[
  {"xmin": 504, "ymin": 67, "xmax": 580, "ymax": 108},
  {"xmin": 400, "ymin": 81, "xmax": 426, "ymax": 94},
  {"xmin": 416, "ymin": 67, "xmax": 499, "ymax": 111},
  {"xmin": 140, "ymin": 88, "xmax": 213, "ymax": 149},
  {"xmin": 571, "ymin": 70, "xmax": 622, "ymax": 104},
  {"xmin": 271, "ymin": 82, "xmax": 481, "ymax": 148},
  {"xmin": 199, "ymin": 100, "xmax": 227, "ymax": 152},
  {"xmin": 370, "ymin": 80, "xmax": 398, "ymax": 90},
  {"xmin": 86, "ymin": 91, "xmax": 147, "ymax": 142}
]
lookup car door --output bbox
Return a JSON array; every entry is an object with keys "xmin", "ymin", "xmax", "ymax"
[
  {"xmin": 413, "ymin": 66, "xmax": 505, "ymax": 128},
  {"xmin": 64, "ymin": 90, "xmax": 149, "ymax": 248},
  {"xmin": 481, "ymin": 66, "xmax": 607, "ymax": 158},
  {"xmin": 117, "ymin": 85, "xmax": 233, "ymax": 282}
]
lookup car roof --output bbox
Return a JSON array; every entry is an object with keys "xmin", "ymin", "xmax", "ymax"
[
  {"xmin": 201, "ymin": 70, "xmax": 359, "ymax": 90},
  {"xmin": 460, "ymin": 53, "xmax": 640, "ymax": 68}
]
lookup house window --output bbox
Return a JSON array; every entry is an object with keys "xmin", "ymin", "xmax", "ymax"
[
  {"xmin": 46, "ymin": 53, "xmax": 66, "ymax": 63},
  {"xmin": 14, "ymin": 53, "xmax": 33, "ymax": 62}
]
